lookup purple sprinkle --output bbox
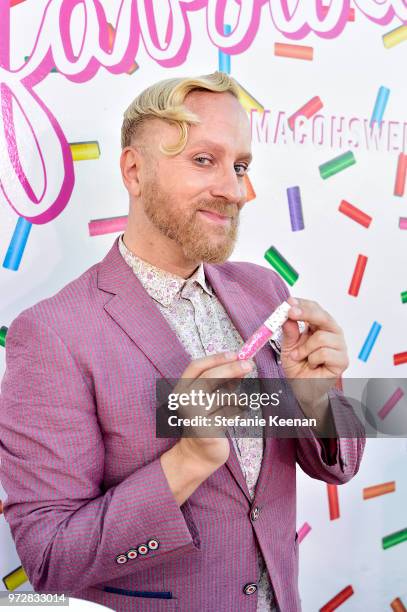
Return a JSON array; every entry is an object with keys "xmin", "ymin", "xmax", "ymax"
[{"xmin": 287, "ymin": 186, "xmax": 304, "ymax": 231}]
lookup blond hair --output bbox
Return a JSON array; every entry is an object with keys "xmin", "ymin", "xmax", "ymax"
[{"xmin": 121, "ymin": 71, "xmax": 242, "ymax": 155}]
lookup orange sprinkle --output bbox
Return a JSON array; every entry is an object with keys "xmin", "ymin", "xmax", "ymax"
[
  {"xmin": 127, "ymin": 61, "xmax": 139, "ymax": 75},
  {"xmin": 107, "ymin": 23, "xmax": 116, "ymax": 50},
  {"xmin": 244, "ymin": 174, "xmax": 256, "ymax": 202},
  {"xmin": 391, "ymin": 598, "xmax": 407, "ymax": 612},
  {"xmin": 274, "ymin": 42, "xmax": 313, "ymax": 61},
  {"xmin": 363, "ymin": 481, "xmax": 396, "ymax": 500}
]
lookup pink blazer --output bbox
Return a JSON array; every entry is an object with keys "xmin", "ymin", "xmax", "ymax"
[{"xmin": 0, "ymin": 236, "xmax": 365, "ymax": 611}]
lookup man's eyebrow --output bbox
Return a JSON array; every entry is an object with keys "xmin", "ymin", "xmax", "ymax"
[{"xmin": 188, "ymin": 139, "xmax": 252, "ymax": 163}]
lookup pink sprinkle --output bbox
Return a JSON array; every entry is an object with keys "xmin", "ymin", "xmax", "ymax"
[
  {"xmin": 378, "ymin": 387, "xmax": 404, "ymax": 420},
  {"xmin": 297, "ymin": 522, "xmax": 312, "ymax": 543},
  {"xmin": 399, "ymin": 217, "xmax": 407, "ymax": 230},
  {"xmin": 88, "ymin": 215, "xmax": 127, "ymax": 236},
  {"xmin": 288, "ymin": 96, "xmax": 323, "ymax": 131}
]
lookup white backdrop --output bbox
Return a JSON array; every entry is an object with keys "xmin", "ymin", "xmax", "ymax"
[{"xmin": 0, "ymin": 1, "xmax": 406, "ymax": 610}]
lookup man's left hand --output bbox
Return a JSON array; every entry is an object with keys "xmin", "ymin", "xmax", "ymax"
[{"xmin": 280, "ymin": 296, "xmax": 349, "ymax": 424}]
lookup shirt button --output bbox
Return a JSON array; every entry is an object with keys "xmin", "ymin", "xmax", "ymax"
[
  {"xmin": 243, "ymin": 583, "xmax": 257, "ymax": 595},
  {"xmin": 115, "ymin": 554, "xmax": 128, "ymax": 565},
  {"xmin": 250, "ymin": 506, "xmax": 260, "ymax": 521}
]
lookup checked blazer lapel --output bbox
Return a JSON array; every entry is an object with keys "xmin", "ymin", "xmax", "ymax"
[
  {"xmin": 203, "ymin": 262, "xmax": 281, "ymax": 506},
  {"xmin": 98, "ymin": 237, "xmax": 192, "ymax": 381},
  {"xmin": 97, "ymin": 237, "xmax": 280, "ymax": 505}
]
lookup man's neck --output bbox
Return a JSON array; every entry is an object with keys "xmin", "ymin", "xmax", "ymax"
[{"xmin": 121, "ymin": 232, "xmax": 200, "ymax": 279}]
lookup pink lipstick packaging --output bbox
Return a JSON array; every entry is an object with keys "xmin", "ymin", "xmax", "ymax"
[{"xmin": 237, "ymin": 301, "xmax": 292, "ymax": 361}]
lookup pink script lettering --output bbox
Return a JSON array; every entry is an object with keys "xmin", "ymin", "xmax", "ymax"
[{"xmin": 0, "ymin": 0, "xmax": 406, "ymax": 224}]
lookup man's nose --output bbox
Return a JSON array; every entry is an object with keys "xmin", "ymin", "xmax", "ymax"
[{"xmin": 209, "ymin": 165, "xmax": 245, "ymax": 206}]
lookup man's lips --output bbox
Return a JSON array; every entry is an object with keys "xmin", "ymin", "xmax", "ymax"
[{"xmin": 197, "ymin": 209, "xmax": 232, "ymax": 223}]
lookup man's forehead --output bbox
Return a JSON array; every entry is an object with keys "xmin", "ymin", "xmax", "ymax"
[{"xmin": 184, "ymin": 90, "xmax": 251, "ymax": 131}]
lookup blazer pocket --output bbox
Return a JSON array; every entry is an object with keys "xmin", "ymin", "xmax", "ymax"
[
  {"xmin": 104, "ymin": 586, "xmax": 173, "ymax": 599},
  {"xmin": 89, "ymin": 586, "xmax": 179, "ymax": 611}
]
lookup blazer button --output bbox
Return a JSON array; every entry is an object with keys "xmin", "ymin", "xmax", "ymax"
[
  {"xmin": 115, "ymin": 554, "xmax": 128, "ymax": 565},
  {"xmin": 250, "ymin": 506, "xmax": 260, "ymax": 521},
  {"xmin": 147, "ymin": 538, "xmax": 160, "ymax": 550},
  {"xmin": 243, "ymin": 583, "xmax": 257, "ymax": 595},
  {"xmin": 126, "ymin": 548, "xmax": 138, "ymax": 560},
  {"xmin": 137, "ymin": 544, "xmax": 149, "ymax": 555}
]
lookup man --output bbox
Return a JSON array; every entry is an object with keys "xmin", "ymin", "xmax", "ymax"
[{"xmin": 0, "ymin": 71, "xmax": 365, "ymax": 611}]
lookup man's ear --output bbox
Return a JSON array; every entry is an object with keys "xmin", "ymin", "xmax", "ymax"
[{"xmin": 120, "ymin": 146, "xmax": 144, "ymax": 197}]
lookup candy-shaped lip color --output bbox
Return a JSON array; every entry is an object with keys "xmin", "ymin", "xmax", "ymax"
[{"xmin": 237, "ymin": 301, "xmax": 291, "ymax": 360}]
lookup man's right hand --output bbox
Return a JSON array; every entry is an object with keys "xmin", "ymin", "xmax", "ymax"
[
  {"xmin": 174, "ymin": 351, "xmax": 255, "ymax": 468},
  {"xmin": 160, "ymin": 351, "xmax": 255, "ymax": 506}
]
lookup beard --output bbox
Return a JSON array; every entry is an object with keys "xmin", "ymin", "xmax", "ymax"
[{"xmin": 141, "ymin": 174, "xmax": 240, "ymax": 264}]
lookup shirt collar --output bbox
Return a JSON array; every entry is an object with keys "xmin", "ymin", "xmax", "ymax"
[{"xmin": 118, "ymin": 233, "xmax": 213, "ymax": 307}]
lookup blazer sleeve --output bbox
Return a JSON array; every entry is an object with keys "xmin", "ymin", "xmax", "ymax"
[
  {"xmin": 294, "ymin": 387, "xmax": 366, "ymax": 484},
  {"xmin": 265, "ymin": 269, "xmax": 366, "ymax": 484},
  {"xmin": 0, "ymin": 312, "xmax": 200, "ymax": 595}
]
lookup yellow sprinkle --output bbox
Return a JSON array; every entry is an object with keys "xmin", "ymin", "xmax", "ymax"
[
  {"xmin": 383, "ymin": 25, "xmax": 407, "ymax": 49},
  {"xmin": 70, "ymin": 141, "xmax": 100, "ymax": 161},
  {"xmin": 235, "ymin": 81, "xmax": 264, "ymax": 114},
  {"xmin": 3, "ymin": 566, "xmax": 28, "ymax": 591}
]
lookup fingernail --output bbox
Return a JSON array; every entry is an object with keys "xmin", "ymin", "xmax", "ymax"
[
  {"xmin": 290, "ymin": 297, "xmax": 299, "ymax": 305},
  {"xmin": 291, "ymin": 307, "xmax": 302, "ymax": 316},
  {"xmin": 240, "ymin": 360, "xmax": 253, "ymax": 371},
  {"xmin": 224, "ymin": 351, "xmax": 236, "ymax": 359}
]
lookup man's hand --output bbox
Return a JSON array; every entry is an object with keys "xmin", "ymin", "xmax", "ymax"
[
  {"xmin": 280, "ymin": 296, "xmax": 349, "ymax": 428},
  {"xmin": 160, "ymin": 351, "xmax": 254, "ymax": 506}
]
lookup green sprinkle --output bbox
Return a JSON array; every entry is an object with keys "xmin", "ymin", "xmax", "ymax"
[
  {"xmin": 25, "ymin": 56, "xmax": 57, "ymax": 73},
  {"xmin": 264, "ymin": 246, "xmax": 299, "ymax": 286},
  {"xmin": 319, "ymin": 151, "xmax": 356, "ymax": 179},
  {"xmin": 382, "ymin": 527, "xmax": 407, "ymax": 550},
  {"xmin": 401, "ymin": 291, "xmax": 407, "ymax": 304},
  {"xmin": 0, "ymin": 326, "xmax": 7, "ymax": 348}
]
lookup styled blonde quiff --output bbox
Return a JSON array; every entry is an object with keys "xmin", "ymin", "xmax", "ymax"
[{"xmin": 121, "ymin": 71, "xmax": 242, "ymax": 155}]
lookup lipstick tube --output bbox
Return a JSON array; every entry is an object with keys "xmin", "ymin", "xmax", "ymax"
[{"xmin": 237, "ymin": 301, "xmax": 291, "ymax": 360}]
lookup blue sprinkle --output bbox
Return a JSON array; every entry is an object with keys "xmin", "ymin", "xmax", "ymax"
[
  {"xmin": 3, "ymin": 216, "xmax": 33, "ymax": 271},
  {"xmin": 370, "ymin": 86, "xmax": 390, "ymax": 126},
  {"xmin": 358, "ymin": 321, "xmax": 382, "ymax": 362},
  {"xmin": 218, "ymin": 24, "xmax": 231, "ymax": 74}
]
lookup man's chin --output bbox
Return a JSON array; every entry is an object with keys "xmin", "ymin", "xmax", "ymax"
[{"xmin": 182, "ymin": 240, "xmax": 235, "ymax": 264}]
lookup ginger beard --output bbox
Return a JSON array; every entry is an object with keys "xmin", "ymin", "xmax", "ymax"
[{"xmin": 141, "ymin": 168, "xmax": 240, "ymax": 264}]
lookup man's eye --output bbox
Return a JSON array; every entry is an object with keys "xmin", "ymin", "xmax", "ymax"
[
  {"xmin": 194, "ymin": 156, "xmax": 211, "ymax": 165},
  {"xmin": 194, "ymin": 156, "xmax": 250, "ymax": 176},
  {"xmin": 235, "ymin": 164, "xmax": 250, "ymax": 176}
]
